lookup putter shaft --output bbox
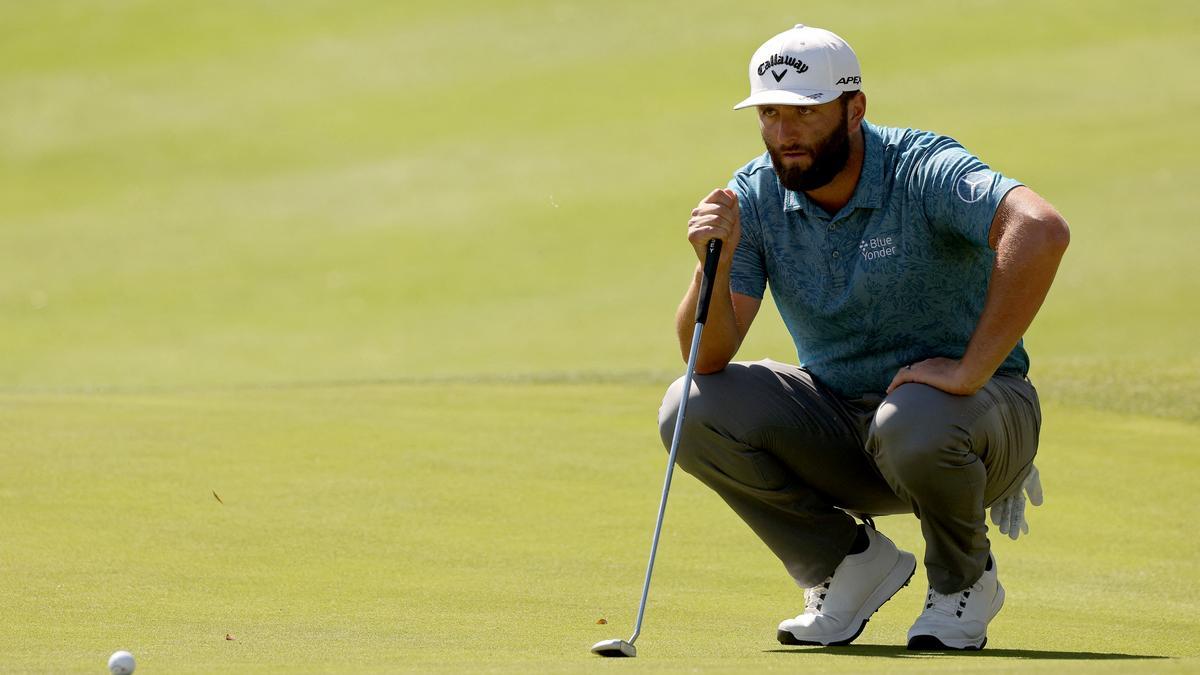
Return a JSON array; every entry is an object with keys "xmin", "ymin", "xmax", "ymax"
[
  {"xmin": 596, "ymin": 238, "xmax": 722, "ymax": 658},
  {"xmin": 629, "ymin": 321, "xmax": 705, "ymax": 645}
]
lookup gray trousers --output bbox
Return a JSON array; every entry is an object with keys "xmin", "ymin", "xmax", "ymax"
[{"xmin": 658, "ymin": 359, "xmax": 1041, "ymax": 594}]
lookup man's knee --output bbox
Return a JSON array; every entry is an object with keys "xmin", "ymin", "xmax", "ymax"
[
  {"xmin": 868, "ymin": 384, "xmax": 972, "ymax": 487},
  {"xmin": 657, "ymin": 372, "xmax": 736, "ymax": 470},
  {"xmin": 657, "ymin": 376, "xmax": 687, "ymax": 449}
]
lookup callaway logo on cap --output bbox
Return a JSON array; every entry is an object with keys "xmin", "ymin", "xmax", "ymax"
[{"xmin": 734, "ymin": 24, "xmax": 862, "ymax": 110}]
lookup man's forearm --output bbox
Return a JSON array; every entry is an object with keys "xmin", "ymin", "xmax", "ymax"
[
  {"xmin": 959, "ymin": 210, "xmax": 1070, "ymax": 389},
  {"xmin": 676, "ymin": 264, "xmax": 741, "ymax": 373}
]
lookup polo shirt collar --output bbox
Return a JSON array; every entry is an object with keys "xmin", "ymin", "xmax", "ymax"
[{"xmin": 783, "ymin": 120, "xmax": 884, "ymax": 213}]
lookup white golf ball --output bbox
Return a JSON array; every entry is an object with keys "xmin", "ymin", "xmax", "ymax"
[{"xmin": 108, "ymin": 650, "xmax": 136, "ymax": 675}]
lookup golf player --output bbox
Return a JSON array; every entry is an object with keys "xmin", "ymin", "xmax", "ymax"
[{"xmin": 661, "ymin": 24, "xmax": 1069, "ymax": 650}]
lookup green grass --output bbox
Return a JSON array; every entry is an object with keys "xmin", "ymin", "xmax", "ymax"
[
  {"xmin": 3, "ymin": 389, "xmax": 1197, "ymax": 672},
  {"xmin": 1, "ymin": 0, "xmax": 1198, "ymax": 671}
]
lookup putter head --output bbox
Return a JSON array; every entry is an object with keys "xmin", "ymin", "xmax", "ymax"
[{"xmin": 590, "ymin": 639, "xmax": 637, "ymax": 657}]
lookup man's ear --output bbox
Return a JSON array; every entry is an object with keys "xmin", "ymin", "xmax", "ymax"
[{"xmin": 848, "ymin": 91, "xmax": 867, "ymax": 126}]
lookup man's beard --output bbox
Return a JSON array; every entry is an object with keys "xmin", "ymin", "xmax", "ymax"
[{"xmin": 765, "ymin": 114, "xmax": 851, "ymax": 192}]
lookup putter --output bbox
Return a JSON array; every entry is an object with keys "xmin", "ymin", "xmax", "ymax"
[{"xmin": 591, "ymin": 238, "xmax": 723, "ymax": 658}]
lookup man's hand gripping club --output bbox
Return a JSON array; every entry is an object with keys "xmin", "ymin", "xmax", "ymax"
[
  {"xmin": 688, "ymin": 188, "xmax": 741, "ymax": 268},
  {"xmin": 677, "ymin": 189, "xmax": 750, "ymax": 374}
]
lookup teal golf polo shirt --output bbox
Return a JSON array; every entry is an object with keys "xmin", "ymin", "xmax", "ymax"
[{"xmin": 728, "ymin": 121, "xmax": 1028, "ymax": 397}]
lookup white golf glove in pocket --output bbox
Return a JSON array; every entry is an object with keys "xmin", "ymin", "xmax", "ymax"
[{"xmin": 989, "ymin": 464, "xmax": 1043, "ymax": 540}]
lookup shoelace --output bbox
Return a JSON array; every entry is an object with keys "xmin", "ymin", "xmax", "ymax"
[
  {"xmin": 803, "ymin": 577, "xmax": 833, "ymax": 613},
  {"xmin": 924, "ymin": 587, "xmax": 972, "ymax": 619}
]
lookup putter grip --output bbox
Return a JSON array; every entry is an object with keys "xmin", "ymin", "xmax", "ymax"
[{"xmin": 694, "ymin": 238, "xmax": 723, "ymax": 325}]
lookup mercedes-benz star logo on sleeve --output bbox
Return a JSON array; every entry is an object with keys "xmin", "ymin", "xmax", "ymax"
[{"xmin": 956, "ymin": 171, "xmax": 992, "ymax": 203}]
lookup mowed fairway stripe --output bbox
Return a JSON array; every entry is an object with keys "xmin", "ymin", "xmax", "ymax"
[{"xmin": 0, "ymin": 369, "xmax": 678, "ymax": 396}]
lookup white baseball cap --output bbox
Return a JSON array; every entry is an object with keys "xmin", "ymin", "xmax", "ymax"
[{"xmin": 733, "ymin": 24, "xmax": 862, "ymax": 110}]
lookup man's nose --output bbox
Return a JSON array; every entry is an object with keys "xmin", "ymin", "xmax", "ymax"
[{"xmin": 773, "ymin": 112, "xmax": 803, "ymax": 145}]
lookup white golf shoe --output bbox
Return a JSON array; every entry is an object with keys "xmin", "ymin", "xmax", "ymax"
[
  {"xmin": 777, "ymin": 526, "xmax": 917, "ymax": 646},
  {"xmin": 906, "ymin": 555, "xmax": 1005, "ymax": 650}
]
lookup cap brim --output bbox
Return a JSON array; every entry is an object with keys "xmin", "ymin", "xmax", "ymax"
[{"xmin": 733, "ymin": 89, "xmax": 841, "ymax": 110}]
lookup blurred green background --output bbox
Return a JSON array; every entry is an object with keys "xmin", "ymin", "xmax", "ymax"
[
  {"xmin": 1, "ymin": 0, "xmax": 1197, "ymax": 672},
  {"xmin": 4, "ymin": 0, "xmax": 1197, "ymax": 412}
]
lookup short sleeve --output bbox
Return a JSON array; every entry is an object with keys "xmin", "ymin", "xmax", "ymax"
[
  {"xmin": 917, "ymin": 137, "xmax": 1023, "ymax": 249},
  {"xmin": 726, "ymin": 173, "xmax": 767, "ymax": 299}
]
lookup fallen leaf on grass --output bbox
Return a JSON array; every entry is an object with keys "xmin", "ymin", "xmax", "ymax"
[
  {"xmin": 596, "ymin": 618, "xmax": 607, "ymax": 625},
  {"xmin": 225, "ymin": 634, "xmax": 236, "ymax": 641}
]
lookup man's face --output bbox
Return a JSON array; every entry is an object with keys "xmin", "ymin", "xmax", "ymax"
[{"xmin": 758, "ymin": 98, "xmax": 852, "ymax": 192}]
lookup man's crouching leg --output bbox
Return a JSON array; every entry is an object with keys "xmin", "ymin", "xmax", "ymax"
[
  {"xmin": 657, "ymin": 361, "xmax": 857, "ymax": 586},
  {"xmin": 867, "ymin": 374, "xmax": 1040, "ymax": 650}
]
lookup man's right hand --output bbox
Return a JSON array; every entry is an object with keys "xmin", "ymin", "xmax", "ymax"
[
  {"xmin": 688, "ymin": 188, "xmax": 740, "ymax": 269},
  {"xmin": 677, "ymin": 187, "xmax": 758, "ymax": 372}
]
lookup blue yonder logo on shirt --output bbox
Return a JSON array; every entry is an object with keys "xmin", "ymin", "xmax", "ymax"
[{"xmin": 859, "ymin": 235, "xmax": 898, "ymax": 261}]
